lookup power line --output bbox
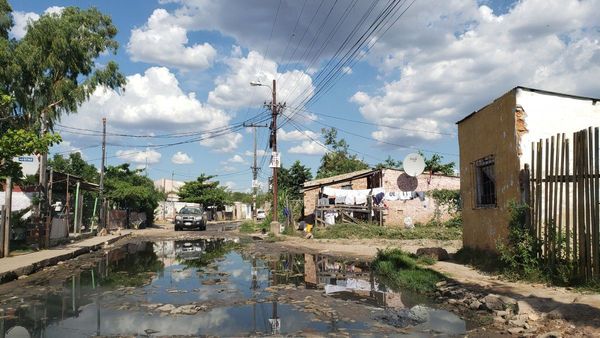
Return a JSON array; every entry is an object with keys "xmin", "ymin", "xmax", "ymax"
[
  {"xmin": 286, "ymin": 109, "xmax": 459, "ymax": 157},
  {"xmin": 287, "ymin": 104, "xmax": 457, "ymax": 137}
]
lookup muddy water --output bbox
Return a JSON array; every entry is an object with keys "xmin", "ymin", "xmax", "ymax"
[{"xmin": 0, "ymin": 238, "xmax": 475, "ymax": 337}]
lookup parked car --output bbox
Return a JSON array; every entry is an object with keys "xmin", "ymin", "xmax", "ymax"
[
  {"xmin": 175, "ymin": 206, "xmax": 207, "ymax": 231},
  {"xmin": 256, "ymin": 209, "xmax": 266, "ymax": 220}
]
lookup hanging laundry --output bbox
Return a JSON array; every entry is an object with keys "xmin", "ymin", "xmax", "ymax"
[
  {"xmin": 344, "ymin": 193, "xmax": 356, "ymax": 205},
  {"xmin": 322, "ymin": 186, "xmax": 337, "ymax": 196},
  {"xmin": 372, "ymin": 187, "xmax": 385, "ymax": 196},
  {"xmin": 335, "ymin": 195, "xmax": 346, "ymax": 204},
  {"xmin": 416, "ymin": 191, "xmax": 426, "ymax": 201},
  {"xmin": 355, "ymin": 194, "xmax": 367, "ymax": 205},
  {"xmin": 384, "ymin": 191, "xmax": 399, "ymax": 201},
  {"xmin": 373, "ymin": 192, "xmax": 385, "ymax": 205},
  {"xmin": 399, "ymin": 191, "xmax": 413, "ymax": 200}
]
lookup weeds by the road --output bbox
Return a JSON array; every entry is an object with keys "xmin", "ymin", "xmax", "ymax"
[
  {"xmin": 313, "ymin": 222, "xmax": 462, "ymax": 241},
  {"xmin": 373, "ymin": 248, "xmax": 444, "ymax": 294}
]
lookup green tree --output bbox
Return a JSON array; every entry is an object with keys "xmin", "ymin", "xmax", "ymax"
[
  {"xmin": 419, "ymin": 151, "xmax": 456, "ymax": 176},
  {"xmin": 375, "ymin": 155, "xmax": 403, "ymax": 170},
  {"xmin": 0, "ymin": 128, "xmax": 61, "ymax": 178},
  {"xmin": 0, "ymin": 1, "xmax": 124, "ymax": 177},
  {"xmin": 49, "ymin": 152, "xmax": 99, "ymax": 183},
  {"xmin": 104, "ymin": 164, "xmax": 162, "ymax": 223},
  {"xmin": 5, "ymin": 4, "xmax": 126, "ymax": 127},
  {"xmin": 278, "ymin": 160, "xmax": 313, "ymax": 200},
  {"xmin": 316, "ymin": 128, "xmax": 369, "ymax": 179},
  {"xmin": 178, "ymin": 174, "xmax": 231, "ymax": 209}
]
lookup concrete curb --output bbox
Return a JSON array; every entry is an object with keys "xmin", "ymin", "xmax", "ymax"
[{"xmin": 0, "ymin": 233, "xmax": 129, "ymax": 285}]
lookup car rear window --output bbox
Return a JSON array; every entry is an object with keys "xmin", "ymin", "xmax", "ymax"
[{"xmin": 179, "ymin": 207, "xmax": 203, "ymax": 214}]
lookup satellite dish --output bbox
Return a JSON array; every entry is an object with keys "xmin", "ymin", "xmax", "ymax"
[
  {"xmin": 403, "ymin": 153, "xmax": 425, "ymax": 177},
  {"xmin": 6, "ymin": 326, "xmax": 30, "ymax": 338}
]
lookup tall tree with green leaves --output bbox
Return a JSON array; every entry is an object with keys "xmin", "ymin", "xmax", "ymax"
[
  {"xmin": 375, "ymin": 155, "xmax": 403, "ymax": 170},
  {"xmin": 278, "ymin": 160, "xmax": 313, "ymax": 200},
  {"xmin": 104, "ymin": 164, "xmax": 163, "ymax": 223},
  {"xmin": 49, "ymin": 152, "xmax": 99, "ymax": 183},
  {"xmin": 178, "ymin": 174, "xmax": 231, "ymax": 209},
  {"xmin": 0, "ymin": 1, "xmax": 125, "ymax": 177},
  {"xmin": 316, "ymin": 128, "xmax": 369, "ymax": 179},
  {"xmin": 419, "ymin": 151, "xmax": 456, "ymax": 176}
]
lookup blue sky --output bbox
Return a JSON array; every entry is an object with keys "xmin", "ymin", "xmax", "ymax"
[{"xmin": 10, "ymin": 0, "xmax": 600, "ymax": 192}]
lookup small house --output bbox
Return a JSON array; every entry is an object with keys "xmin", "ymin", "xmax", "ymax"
[
  {"xmin": 302, "ymin": 168, "xmax": 460, "ymax": 227},
  {"xmin": 457, "ymin": 86, "xmax": 600, "ymax": 251}
]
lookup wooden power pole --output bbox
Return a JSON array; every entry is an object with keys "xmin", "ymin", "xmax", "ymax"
[{"xmin": 99, "ymin": 117, "xmax": 107, "ymax": 230}]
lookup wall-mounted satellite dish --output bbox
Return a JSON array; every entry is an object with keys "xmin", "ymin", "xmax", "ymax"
[
  {"xmin": 6, "ymin": 326, "xmax": 30, "ymax": 338},
  {"xmin": 403, "ymin": 153, "xmax": 425, "ymax": 177}
]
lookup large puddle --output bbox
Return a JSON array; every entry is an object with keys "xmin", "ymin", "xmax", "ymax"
[{"xmin": 0, "ymin": 239, "xmax": 475, "ymax": 337}]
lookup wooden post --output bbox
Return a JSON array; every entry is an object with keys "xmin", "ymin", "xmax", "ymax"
[
  {"xmin": 544, "ymin": 138, "xmax": 550, "ymax": 259},
  {"xmin": 66, "ymin": 174, "xmax": 70, "ymax": 237},
  {"xmin": 0, "ymin": 205, "xmax": 4, "ymax": 258},
  {"xmin": 74, "ymin": 181, "xmax": 81, "ymax": 235},
  {"xmin": 558, "ymin": 134, "xmax": 565, "ymax": 260},
  {"xmin": 549, "ymin": 135, "xmax": 555, "ymax": 263},
  {"xmin": 565, "ymin": 138, "xmax": 571, "ymax": 262},
  {"xmin": 3, "ymin": 177, "xmax": 12, "ymax": 257},
  {"xmin": 367, "ymin": 195, "xmax": 373, "ymax": 223},
  {"xmin": 595, "ymin": 128, "xmax": 600, "ymax": 277}
]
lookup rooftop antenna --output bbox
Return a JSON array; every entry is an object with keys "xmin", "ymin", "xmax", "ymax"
[{"xmin": 403, "ymin": 153, "xmax": 425, "ymax": 177}]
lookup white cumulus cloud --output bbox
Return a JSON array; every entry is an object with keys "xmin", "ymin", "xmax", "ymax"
[
  {"xmin": 171, "ymin": 151, "xmax": 193, "ymax": 164},
  {"xmin": 207, "ymin": 50, "xmax": 314, "ymax": 110},
  {"xmin": 353, "ymin": 0, "xmax": 600, "ymax": 145},
  {"xmin": 116, "ymin": 148, "xmax": 162, "ymax": 164},
  {"xmin": 288, "ymin": 141, "xmax": 327, "ymax": 156},
  {"xmin": 127, "ymin": 9, "xmax": 217, "ymax": 71},
  {"xmin": 10, "ymin": 7, "xmax": 65, "ymax": 39},
  {"xmin": 64, "ymin": 67, "xmax": 242, "ymax": 153}
]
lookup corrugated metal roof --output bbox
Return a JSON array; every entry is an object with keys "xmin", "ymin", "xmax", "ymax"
[{"xmin": 302, "ymin": 169, "xmax": 377, "ymax": 189}]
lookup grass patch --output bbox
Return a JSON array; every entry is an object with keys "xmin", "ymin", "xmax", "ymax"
[
  {"xmin": 313, "ymin": 222, "xmax": 462, "ymax": 241},
  {"xmin": 373, "ymin": 248, "xmax": 445, "ymax": 294},
  {"xmin": 239, "ymin": 220, "xmax": 261, "ymax": 233}
]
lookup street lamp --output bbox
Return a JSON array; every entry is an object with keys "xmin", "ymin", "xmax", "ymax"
[{"xmin": 250, "ymin": 79, "xmax": 280, "ymax": 231}]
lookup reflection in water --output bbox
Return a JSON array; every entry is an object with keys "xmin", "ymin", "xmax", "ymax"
[{"xmin": 0, "ymin": 239, "xmax": 471, "ymax": 337}]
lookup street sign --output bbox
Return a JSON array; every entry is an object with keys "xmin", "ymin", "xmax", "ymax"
[
  {"xmin": 13, "ymin": 155, "xmax": 39, "ymax": 176},
  {"xmin": 252, "ymin": 179, "xmax": 260, "ymax": 188},
  {"xmin": 269, "ymin": 152, "xmax": 281, "ymax": 168}
]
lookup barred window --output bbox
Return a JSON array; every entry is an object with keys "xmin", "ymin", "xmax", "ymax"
[{"xmin": 474, "ymin": 155, "xmax": 496, "ymax": 208}]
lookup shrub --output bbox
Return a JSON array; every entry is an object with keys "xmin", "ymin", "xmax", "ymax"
[{"xmin": 373, "ymin": 248, "xmax": 444, "ymax": 293}]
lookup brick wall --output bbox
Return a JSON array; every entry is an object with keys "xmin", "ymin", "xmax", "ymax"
[{"xmin": 381, "ymin": 169, "xmax": 460, "ymax": 226}]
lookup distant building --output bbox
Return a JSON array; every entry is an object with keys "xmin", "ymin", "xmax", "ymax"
[
  {"xmin": 302, "ymin": 168, "xmax": 460, "ymax": 227},
  {"xmin": 457, "ymin": 86, "xmax": 600, "ymax": 251},
  {"xmin": 154, "ymin": 178, "xmax": 185, "ymax": 202}
]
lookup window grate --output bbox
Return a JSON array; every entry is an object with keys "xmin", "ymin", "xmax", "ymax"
[{"xmin": 474, "ymin": 155, "xmax": 496, "ymax": 208}]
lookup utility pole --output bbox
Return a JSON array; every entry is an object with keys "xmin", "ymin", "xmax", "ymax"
[
  {"xmin": 99, "ymin": 117, "xmax": 107, "ymax": 230},
  {"xmin": 243, "ymin": 122, "xmax": 268, "ymax": 221},
  {"xmin": 271, "ymin": 79, "xmax": 279, "ymax": 226},
  {"xmin": 2, "ymin": 177, "xmax": 12, "ymax": 257},
  {"xmin": 39, "ymin": 110, "xmax": 48, "ymax": 226}
]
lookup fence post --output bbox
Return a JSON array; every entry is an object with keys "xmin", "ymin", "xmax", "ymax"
[
  {"xmin": 521, "ymin": 164, "xmax": 532, "ymax": 233},
  {"xmin": 3, "ymin": 177, "xmax": 12, "ymax": 257}
]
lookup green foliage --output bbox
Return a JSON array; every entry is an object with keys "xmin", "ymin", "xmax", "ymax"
[
  {"xmin": 7, "ymin": 6, "xmax": 125, "ymax": 126},
  {"xmin": 49, "ymin": 152, "xmax": 99, "ymax": 182},
  {"xmin": 419, "ymin": 151, "xmax": 456, "ymax": 176},
  {"xmin": 373, "ymin": 248, "xmax": 445, "ymax": 293},
  {"xmin": 0, "ymin": 3, "xmax": 124, "ymax": 178},
  {"xmin": 429, "ymin": 189, "xmax": 461, "ymax": 215},
  {"xmin": 104, "ymin": 164, "xmax": 163, "ymax": 223},
  {"xmin": 239, "ymin": 220, "xmax": 261, "ymax": 233},
  {"xmin": 278, "ymin": 160, "xmax": 313, "ymax": 200},
  {"xmin": 496, "ymin": 201, "xmax": 543, "ymax": 281},
  {"xmin": 0, "ymin": 129, "xmax": 61, "ymax": 177},
  {"xmin": 178, "ymin": 174, "xmax": 231, "ymax": 209},
  {"xmin": 375, "ymin": 155, "xmax": 403, "ymax": 170},
  {"xmin": 316, "ymin": 128, "xmax": 369, "ymax": 179},
  {"xmin": 313, "ymin": 222, "xmax": 462, "ymax": 240}
]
